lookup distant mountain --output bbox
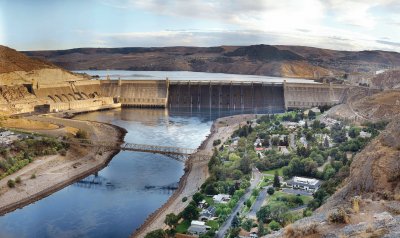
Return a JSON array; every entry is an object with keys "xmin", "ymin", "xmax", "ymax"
[{"xmin": 23, "ymin": 44, "xmax": 400, "ymax": 79}]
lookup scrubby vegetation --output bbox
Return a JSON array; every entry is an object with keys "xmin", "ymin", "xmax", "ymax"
[{"xmin": 0, "ymin": 136, "xmax": 69, "ymax": 179}]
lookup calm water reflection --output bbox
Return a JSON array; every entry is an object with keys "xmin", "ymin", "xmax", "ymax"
[
  {"xmin": 0, "ymin": 107, "xmax": 282, "ymax": 238},
  {"xmin": 0, "ymin": 108, "xmax": 212, "ymax": 238}
]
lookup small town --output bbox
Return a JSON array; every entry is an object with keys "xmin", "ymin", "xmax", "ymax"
[{"xmin": 144, "ymin": 107, "xmax": 383, "ymax": 238}]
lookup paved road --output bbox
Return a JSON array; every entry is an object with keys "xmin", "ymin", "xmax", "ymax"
[
  {"xmin": 289, "ymin": 133, "xmax": 296, "ymax": 150},
  {"xmin": 216, "ymin": 168, "xmax": 262, "ymax": 238},
  {"xmin": 247, "ymin": 185, "xmax": 271, "ymax": 219}
]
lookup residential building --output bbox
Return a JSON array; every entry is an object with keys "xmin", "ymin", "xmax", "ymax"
[
  {"xmin": 199, "ymin": 206, "xmax": 216, "ymax": 222},
  {"xmin": 187, "ymin": 220, "xmax": 211, "ymax": 236},
  {"xmin": 286, "ymin": 176, "xmax": 321, "ymax": 192},
  {"xmin": 212, "ymin": 194, "xmax": 231, "ymax": 204}
]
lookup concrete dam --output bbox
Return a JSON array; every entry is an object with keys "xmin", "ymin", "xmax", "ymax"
[
  {"xmin": 0, "ymin": 78, "xmax": 348, "ymax": 114},
  {"xmin": 99, "ymin": 79, "xmax": 347, "ymax": 111}
]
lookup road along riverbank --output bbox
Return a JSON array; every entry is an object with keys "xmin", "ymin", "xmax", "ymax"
[
  {"xmin": 132, "ymin": 114, "xmax": 257, "ymax": 238},
  {"xmin": 0, "ymin": 115, "xmax": 126, "ymax": 216}
]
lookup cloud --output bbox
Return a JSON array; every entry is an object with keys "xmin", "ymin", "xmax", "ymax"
[
  {"xmin": 88, "ymin": 29, "xmax": 400, "ymax": 52},
  {"xmin": 376, "ymin": 40, "xmax": 400, "ymax": 47}
]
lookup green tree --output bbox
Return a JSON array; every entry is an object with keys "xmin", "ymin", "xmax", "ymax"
[
  {"xmin": 242, "ymin": 219, "xmax": 254, "ymax": 231},
  {"xmin": 164, "ymin": 213, "xmax": 179, "ymax": 229},
  {"xmin": 181, "ymin": 204, "xmax": 199, "ymax": 221},
  {"xmin": 269, "ymin": 220, "xmax": 281, "ymax": 231},
  {"xmin": 231, "ymin": 215, "xmax": 239, "ymax": 228},
  {"xmin": 324, "ymin": 136, "xmax": 330, "ymax": 148},
  {"xmin": 145, "ymin": 229, "xmax": 167, "ymax": 238},
  {"xmin": 271, "ymin": 137, "xmax": 280, "ymax": 146},
  {"xmin": 308, "ymin": 110, "xmax": 316, "ymax": 120},
  {"xmin": 267, "ymin": 187, "xmax": 275, "ymax": 195},
  {"xmin": 239, "ymin": 156, "xmax": 252, "ymax": 174},
  {"xmin": 273, "ymin": 171, "xmax": 281, "ymax": 188},
  {"xmin": 348, "ymin": 127, "xmax": 360, "ymax": 138},
  {"xmin": 229, "ymin": 227, "xmax": 241, "ymax": 238},
  {"xmin": 192, "ymin": 192, "xmax": 205, "ymax": 205},
  {"xmin": 257, "ymin": 205, "xmax": 271, "ymax": 223}
]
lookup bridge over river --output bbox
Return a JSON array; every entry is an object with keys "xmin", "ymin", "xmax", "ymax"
[{"xmin": 66, "ymin": 139, "xmax": 211, "ymax": 162}]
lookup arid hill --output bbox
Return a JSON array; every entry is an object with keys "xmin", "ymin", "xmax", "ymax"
[
  {"xmin": 371, "ymin": 70, "xmax": 400, "ymax": 89},
  {"xmin": 24, "ymin": 44, "xmax": 400, "ymax": 79},
  {"xmin": 0, "ymin": 45, "xmax": 58, "ymax": 74},
  {"xmin": 0, "ymin": 45, "xmax": 85, "ymax": 85}
]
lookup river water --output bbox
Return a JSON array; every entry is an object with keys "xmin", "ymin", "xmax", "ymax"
[{"xmin": 0, "ymin": 108, "xmax": 214, "ymax": 238}]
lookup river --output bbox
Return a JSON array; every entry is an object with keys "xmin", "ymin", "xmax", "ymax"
[{"xmin": 0, "ymin": 108, "xmax": 214, "ymax": 238}]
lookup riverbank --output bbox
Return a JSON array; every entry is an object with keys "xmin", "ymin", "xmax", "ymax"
[
  {"xmin": 132, "ymin": 114, "xmax": 257, "ymax": 238},
  {"xmin": 0, "ymin": 115, "xmax": 126, "ymax": 216}
]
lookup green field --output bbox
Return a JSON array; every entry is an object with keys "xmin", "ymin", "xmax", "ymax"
[
  {"xmin": 266, "ymin": 191, "xmax": 312, "ymax": 208},
  {"xmin": 263, "ymin": 167, "xmax": 284, "ymax": 176},
  {"xmin": 176, "ymin": 220, "xmax": 191, "ymax": 233}
]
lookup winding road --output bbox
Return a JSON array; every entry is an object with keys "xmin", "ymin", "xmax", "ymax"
[{"xmin": 216, "ymin": 168, "xmax": 262, "ymax": 238}]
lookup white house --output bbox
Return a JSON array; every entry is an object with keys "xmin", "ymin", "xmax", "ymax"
[
  {"xmin": 187, "ymin": 220, "xmax": 211, "ymax": 236},
  {"xmin": 360, "ymin": 131, "xmax": 372, "ymax": 138},
  {"xmin": 286, "ymin": 176, "xmax": 321, "ymax": 192},
  {"xmin": 212, "ymin": 194, "xmax": 231, "ymax": 204}
]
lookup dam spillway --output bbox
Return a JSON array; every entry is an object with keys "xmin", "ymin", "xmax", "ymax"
[
  {"xmin": 97, "ymin": 79, "xmax": 347, "ymax": 111},
  {"xmin": 168, "ymin": 81, "xmax": 285, "ymax": 111}
]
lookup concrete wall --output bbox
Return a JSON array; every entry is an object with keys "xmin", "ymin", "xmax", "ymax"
[
  {"xmin": 47, "ymin": 97, "xmax": 113, "ymax": 112},
  {"xmin": 168, "ymin": 81, "xmax": 285, "ymax": 111},
  {"xmin": 284, "ymin": 82, "xmax": 347, "ymax": 109},
  {"xmin": 100, "ymin": 80, "xmax": 168, "ymax": 107}
]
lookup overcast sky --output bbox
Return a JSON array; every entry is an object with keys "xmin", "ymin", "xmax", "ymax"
[{"xmin": 1, "ymin": 0, "xmax": 400, "ymax": 51}]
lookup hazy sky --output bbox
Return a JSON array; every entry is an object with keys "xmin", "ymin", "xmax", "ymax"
[{"xmin": 1, "ymin": 0, "xmax": 400, "ymax": 51}]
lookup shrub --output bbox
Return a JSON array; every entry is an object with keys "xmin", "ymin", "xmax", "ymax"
[
  {"xmin": 75, "ymin": 129, "xmax": 88, "ymax": 140},
  {"xmin": 267, "ymin": 187, "xmax": 275, "ymax": 195},
  {"xmin": 213, "ymin": 139, "xmax": 221, "ymax": 146},
  {"xmin": 182, "ymin": 197, "xmax": 188, "ymax": 202},
  {"xmin": 269, "ymin": 220, "xmax": 281, "ymax": 231},
  {"xmin": 31, "ymin": 174, "xmax": 36, "ymax": 179},
  {"xmin": 15, "ymin": 176, "xmax": 21, "ymax": 184},
  {"xmin": 284, "ymin": 222, "xmax": 318, "ymax": 238},
  {"xmin": 7, "ymin": 179, "xmax": 15, "ymax": 188},
  {"xmin": 328, "ymin": 208, "xmax": 349, "ymax": 224},
  {"xmin": 59, "ymin": 149, "xmax": 67, "ymax": 156}
]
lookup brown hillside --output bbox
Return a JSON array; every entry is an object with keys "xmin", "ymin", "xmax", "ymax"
[
  {"xmin": 0, "ymin": 45, "xmax": 56, "ymax": 74},
  {"xmin": 371, "ymin": 70, "xmax": 400, "ymax": 89}
]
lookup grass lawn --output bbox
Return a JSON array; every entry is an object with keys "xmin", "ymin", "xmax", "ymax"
[
  {"xmin": 266, "ymin": 191, "xmax": 312, "ymax": 208},
  {"xmin": 204, "ymin": 196, "xmax": 215, "ymax": 206},
  {"xmin": 176, "ymin": 220, "xmax": 191, "ymax": 234},
  {"xmin": 206, "ymin": 220, "xmax": 219, "ymax": 229},
  {"xmin": 263, "ymin": 167, "xmax": 284, "ymax": 176}
]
